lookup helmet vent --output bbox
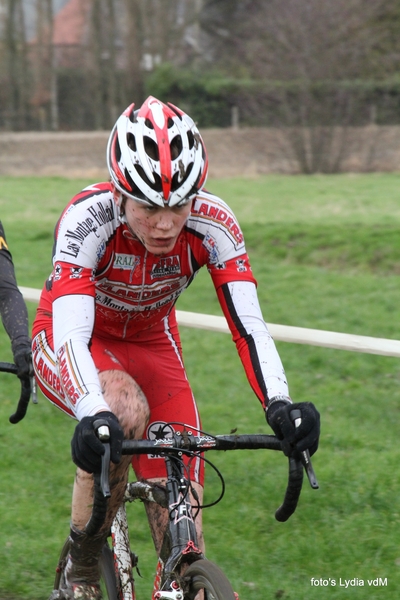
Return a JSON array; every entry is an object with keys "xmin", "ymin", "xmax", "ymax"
[
  {"xmin": 145, "ymin": 118, "xmax": 154, "ymax": 129},
  {"xmin": 171, "ymin": 162, "xmax": 193, "ymax": 192},
  {"xmin": 127, "ymin": 133, "xmax": 136, "ymax": 152},
  {"xmin": 124, "ymin": 168, "xmax": 147, "ymax": 201},
  {"xmin": 128, "ymin": 106, "xmax": 136, "ymax": 123},
  {"xmin": 170, "ymin": 135, "xmax": 183, "ymax": 160},
  {"xmin": 135, "ymin": 164, "xmax": 162, "ymax": 193},
  {"xmin": 187, "ymin": 130, "xmax": 194, "ymax": 150},
  {"xmin": 144, "ymin": 136, "xmax": 159, "ymax": 161},
  {"xmin": 115, "ymin": 136, "xmax": 122, "ymax": 161}
]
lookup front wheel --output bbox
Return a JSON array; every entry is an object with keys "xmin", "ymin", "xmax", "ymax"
[
  {"xmin": 99, "ymin": 544, "xmax": 119, "ymax": 600},
  {"xmin": 184, "ymin": 559, "xmax": 236, "ymax": 600}
]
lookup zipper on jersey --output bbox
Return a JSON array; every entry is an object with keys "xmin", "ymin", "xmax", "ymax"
[{"xmin": 138, "ymin": 249, "xmax": 147, "ymax": 306}]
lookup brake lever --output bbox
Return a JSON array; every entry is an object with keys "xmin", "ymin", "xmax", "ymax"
[
  {"xmin": 93, "ymin": 420, "xmax": 112, "ymax": 498},
  {"xmin": 31, "ymin": 375, "xmax": 38, "ymax": 404},
  {"xmin": 291, "ymin": 409, "xmax": 319, "ymax": 489}
]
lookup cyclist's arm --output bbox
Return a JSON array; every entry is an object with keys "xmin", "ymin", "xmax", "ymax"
[
  {"xmin": 187, "ymin": 192, "xmax": 289, "ymax": 406},
  {"xmin": 215, "ymin": 278, "xmax": 290, "ymax": 407},
  {"xmin": 0, "ymin": 222, "xmax": 31, "ymax": 358},
  {"xmin": 49, "ymin": 184, "xmax": 119, "ymax": 419},
  {"xmin": 53, "ymin": 292, "xmax": 111, "ymax": 420}
]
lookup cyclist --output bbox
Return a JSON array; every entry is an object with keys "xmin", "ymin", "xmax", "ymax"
[
  {"xmin": 32, "ymin": 96, "xmax": 320, "ymax": 600},
  {"xmin": 0, "ymin": 221, "xmax": 32, "ymax": 387}
]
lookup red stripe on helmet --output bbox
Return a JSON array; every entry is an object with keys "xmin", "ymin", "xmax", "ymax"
[
  {"xmin": 110, "ymin": 129, "xmax": 132, "ymax": 192},
  {"xmin": 138, "ymin": 97, "xmax": 174, "ymax": 203}
]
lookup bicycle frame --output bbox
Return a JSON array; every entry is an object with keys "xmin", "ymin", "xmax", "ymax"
[
  {"xmin": 152, "ymin": 451, "xmax": 204, "ymax": 598},
  {"xmin": 89, "ymin": 429, "xmax": 318, "ymax": 600},
  {"xmin": 110, "ymin": 448, "xmax": 205, "ymax": 600}
]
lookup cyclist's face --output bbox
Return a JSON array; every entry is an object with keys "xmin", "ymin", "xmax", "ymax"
[{"xmin": 124, "ymin": 199, "xmax": 192, "ymax": 255}]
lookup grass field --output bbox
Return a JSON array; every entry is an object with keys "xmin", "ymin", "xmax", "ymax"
[{"xmin": 1, "ymin": 173, "xmax": 400, "ymax": 599}]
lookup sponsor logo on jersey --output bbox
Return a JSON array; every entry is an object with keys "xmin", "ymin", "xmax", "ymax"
[
  {"xmin": 151, "ymin": 255, "xmax": 181, "ymax": 278},
  {"xmin": 54, "ymin": 263, "xmax": 62, "ymax": 280},
  {"xmin": 94, "ymin": 276, "xmax": 187, "ymax": 320},
  {"xmin": 70, "ymin": 267, "xmax": 83, "ymax": 279},
  {"xmin": 192, "ymin": 201, "xmax": 244, "ymax": 244},
  {"xmin": 61, "ymin": 199, "xmax": 114, "ymax": 259},
  {"xmin": 98, "ymin": 277, "xmax": 185, "ymax": 303},
  {"xmin": 32, "ymin": 335, "xmax": 65, "ymax": 400},
  {"xmin": 56, "ymin": 345, "xmax": 85, "ymax": 405},
  {"xmin": 113, "ymin": 253, "xmax": 141, "ymax": 270},
  {"xmin": 87, "ymin": 199, "xmax": 114, "ymax": 227},
  {"xmin": 96, "ymin": 240, "xmax": 106, "ymax": 262},
  {"xmin": 203, "ymin": 232, "xmax": 219, "ymax": 264},
  {"xmin": 236, "ymin": 258, "xmax": 248, "ymax": 272}
]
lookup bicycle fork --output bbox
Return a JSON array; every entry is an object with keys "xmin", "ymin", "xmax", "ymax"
[
  {"xmin": 151, "ymin": 455, "xmax": 203, "ymax": 600},
  {"xmin": 109, "ymin": 456, "xmax": 203, "ymax": 600},
  {"xmin": 109, "ymin": 485, "xmax": 198, "ymax": 600}
]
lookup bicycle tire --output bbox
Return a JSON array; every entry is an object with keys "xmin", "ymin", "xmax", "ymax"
[
  {"xmin": 51, "ymin": 539, "xmax": 119, "ymax": 600},
  {"xmin": 183, "ymin": 559, "xmax": 236, "ymax": 600},
  {"xmin": 99, "ymin": 544, "xmax": 119, "ymax": 600}
]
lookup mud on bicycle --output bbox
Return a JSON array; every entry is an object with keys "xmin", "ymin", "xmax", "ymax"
[
  {"xmin": 51, "ymin": 418, "xmax": 318, "ymax": 600},
  {"xmin": 2, "ymin": 363, "xmax": 318, "ymax": 600}
]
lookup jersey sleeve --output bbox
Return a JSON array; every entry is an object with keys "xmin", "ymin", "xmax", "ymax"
[
  {"xmin": 188, "ymin": 192, "xmax": 257, "ymax": 286},
  {"xmin": 53, "ymin": 294, "xmax": 111, "ymax": 420},
  {"xmin": 187, "ymin": 193, "xmax": 289, "ymax": 407},
  {"xmin": 0, "ymin": 221, "xmax": 31, "ymax": 357},
  {"xmin": 47, "ymin": 186, "xmax": 118, "ymax": 419},
  {"xmin": 217, "ymin": 280, "xmax": 289, "ymax": 407}
]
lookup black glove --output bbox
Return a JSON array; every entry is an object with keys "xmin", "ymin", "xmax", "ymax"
[
  {"xmin": 71, "ymin": 411, "xmax": 124, "ymax": 474},
  {"xmin": 13, "ymin": 345, "xmax": 33, "ymax": 380},
  {"xmin": 266, "ymin": 397, "xmax": 320, "ymax": 457}
]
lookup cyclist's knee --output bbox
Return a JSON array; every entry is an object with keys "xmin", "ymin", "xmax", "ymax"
[{"xmin": 99, "ymin": 369, "xmax": 150, "ymax": 439}]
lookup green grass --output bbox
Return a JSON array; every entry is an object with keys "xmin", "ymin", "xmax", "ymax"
[{"xmin": 1, "ymin": 173, "xmax": 400, "ymax": 599}]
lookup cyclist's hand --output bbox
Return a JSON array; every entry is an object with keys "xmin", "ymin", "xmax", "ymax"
[
  {"xmin": 266, "ymin": 397, "xmax": 320, "ymax": 457},
  {"xmin": 71, "ymin": 411, "xmax": 124, "ymax": 474},
  {"xmin": 13, "ymin": 344, "xmax": 33, "ymax": 381}
]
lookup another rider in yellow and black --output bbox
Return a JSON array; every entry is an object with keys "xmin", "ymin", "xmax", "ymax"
[{"xmin": 0, "ymin": 221, "xmax": 33, "ymax": 386}]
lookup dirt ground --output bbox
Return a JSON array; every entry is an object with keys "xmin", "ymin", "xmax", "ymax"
[{"xmin": 0, "ymin": 125, "xmax": 400, "ymax": 178}]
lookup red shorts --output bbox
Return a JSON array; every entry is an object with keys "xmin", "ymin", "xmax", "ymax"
[{"xmin": 32, "ymin": 317, "xmax": 204, "ymax": 484}]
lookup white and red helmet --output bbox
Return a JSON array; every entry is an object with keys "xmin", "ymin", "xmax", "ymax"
[{"xmin": 107, "ymin": 96, "xmax": 208, "ymax": 207}]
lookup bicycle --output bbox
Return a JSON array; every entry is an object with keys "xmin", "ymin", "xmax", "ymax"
[
  {"xmin": 49, "ymin": 417, "xmax": 319, "ymax": 600},
  {"xmin": 2, "ymin": 361, "xmax": 318, "ymax": 599}
]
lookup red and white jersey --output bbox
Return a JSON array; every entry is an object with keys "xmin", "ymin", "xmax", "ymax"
[{"xmin": 33, "ymin": 182, "xmax": 289, "ymax": 419}]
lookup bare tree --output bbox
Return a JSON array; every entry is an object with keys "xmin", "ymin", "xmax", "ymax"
[
  {"xmin": 3, "ymin": 0, "xmax": 30, "ymax": 129},
  {"xmin": 0, "ymin": 0, "xmax": 207, "ymax": 130},
  {"xmin": 122, "ymin": 0, "xmax": 146, "ymax": 105},
  {"xmin": 32, "ymin": 0, "xmax": 56, "ymax": 130},
  {"xmin": 85, "ymin": 0, "xmax": 117, "ymax": 129},
  {"xmin": 201, "ymin": 0, "xmax": 398, "ymax": 173},
  {"xmin": 86, "ymin": 0, "xmax": 202, "ymax": 127}
]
